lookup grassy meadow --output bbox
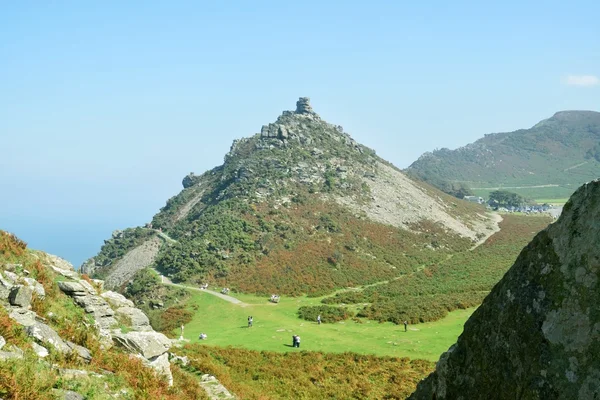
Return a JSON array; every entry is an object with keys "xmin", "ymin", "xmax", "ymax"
[{"xmin": 177, "ymin": 288, "xmax": 474, "ymax": 361}]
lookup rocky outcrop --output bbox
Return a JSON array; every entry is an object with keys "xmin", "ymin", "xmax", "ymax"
[
  {"xmin": 115, "ymin": 306, "xmax": 152, "ymax": 331},
  {"xmin": 113, "ymin": 331, "xmax": 174, "ymax": 385},
  {"xmin": 410, "ymin": 180, "xmax": 600, "ymax": 400},
  {"xmin": 57, "ymin": 275, "xmax": 174, "ymax": 385},
  {"xmin": 295, "ymin": 96, "xmax": 314, "ymax": 115}
]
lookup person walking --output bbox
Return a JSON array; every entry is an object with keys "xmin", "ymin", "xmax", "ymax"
[
  {"xmin": 317, "ymin": 314, "xmax": 321, "ymax": 325},
  {"xmin": 403, "ymin": 320, "xmax": 408, "ymax": 332},
  {"xmin": 292, "ymin": 335, "xmax": 297, "ymax": 347},
  {"xmin": 295, "ymin": 335, "xmax": 301, "ymax": 348}
]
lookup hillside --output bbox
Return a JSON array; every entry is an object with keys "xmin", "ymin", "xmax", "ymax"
[
  {"xmin": 83, "ymin": 98, "xmax": 498, "ymax": 297},
  {"xmin": 409, "ymin": 180, "xmax": 600, "ymax": 399},
  {"xmin": 0, "ymin": 230, "xmax": 210, "ymax": 399},
  {"xmin": 406, "ymin": 110, "xmax": 600, "ymax": 200}
]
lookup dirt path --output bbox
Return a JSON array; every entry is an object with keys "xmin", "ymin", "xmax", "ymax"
[{"xmin": 159, "ymin": 274, "xmax": 248, "ymax": 306}]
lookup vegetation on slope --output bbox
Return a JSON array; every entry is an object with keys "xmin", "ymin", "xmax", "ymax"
[
  {"xmin": 323, "ymin": 215, "xmax": 552, "ymax": 323},
  {"xmin": 407, "ymin": 110, "xmax": 600, "ymax": 199},
  {"xmin": 180, "ymin": 345, "xmax": 434, "ymax": 400},
  {"xmin": 155, "ymin": 196, "xmax": 474, "ymax": 296}
]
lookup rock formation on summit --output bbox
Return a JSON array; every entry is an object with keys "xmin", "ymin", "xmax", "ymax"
[{"xmin": 409, "ymin": 179, "xmax": 600, "ymax": 400}]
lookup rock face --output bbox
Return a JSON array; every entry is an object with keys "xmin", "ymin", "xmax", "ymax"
[
  {"xmin": 409, "ymin": 180, "xmax": 600, "ymax": 400},
  {"xmin": 9, "ymin": 285, "xmax": 33, "ymax": 308},
  {"xmin": 295, "ymin": 96, "xmax": 314, "ymax": 114}
]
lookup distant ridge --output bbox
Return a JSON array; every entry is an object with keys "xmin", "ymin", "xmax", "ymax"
[{"xmin": 406, "ymin": 110, "xmax": 600, "ymax": 200}]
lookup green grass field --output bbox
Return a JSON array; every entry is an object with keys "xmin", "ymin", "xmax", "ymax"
[{"xmin": 179, "ymin": 288, "xmax": 474, "ymax": 361}]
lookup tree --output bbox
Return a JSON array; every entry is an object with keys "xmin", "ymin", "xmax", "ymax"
[{"xmin": 488, "ymin": 190, "xmax": 525, "ymax": 207}]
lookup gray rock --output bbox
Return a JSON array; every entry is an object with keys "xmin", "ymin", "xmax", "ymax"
[
  {"xmin": 0, "ymin": 335, "xmax": 5, "ymax": 350},
  {"xmin": 113, "ymin": 331, "xmax": 172, "ymax": 359},
  {"xmin": 66, "ymin": 341, "xmax": 92, "ymax": 362},
  {"xmin": 3, "ymin": 271, "xmax": 19, "ymax": 284},
  {"xmin": 31, "ymin": 342, "xmax": 49, "ymax": 358},
  {"xmin": 147, "ymin": 352, "xmax": 173, "ymax": 386},
  {"xmin": 9, "ymin": 285, "xmax": 33, "ymax": 308},
  {"xmin": 23, "ymin": 277, "xmax": 45, "ymax": 299},
  {"xmin": 295, "ymin": 97, "xmax": 314, "ymax": 115},
  {"xmin": 25, "ymin": 322, "xmax": 70, "ymax": 353},
  {"xmin": 101, "ymin": 291, "xmax": 134, "ymax": 308},
  {"xmin": 0, "ymin": 348, "xmax": 23, "ymax": 361},
  {"xmin": 116, "ymin": 307, "xmax": 151, "ymax": 331},
  {"xmin": 77, "ymin": 279, "xmax": 96, "ymax": 294},
  {"xmin": 57, "ymin": 281, "xmax": 87, "ymax": 295},
  {"xmin": 0, "ymin": 272, "xmax": 14, "ymax": 299},
  {"xmin": 410, "ymin": 180, "xmax": 600, "ymax": 400},
  {"xmin": 72, "ymin": 295, "xmax": 115, "ymax": 316},
  {"xmin": 9, "ymin": 308, "xmax": 38, "ymax": 327},
  {"xmin": 52, "ymin": 389, "xmax": 85, "ymax": 400}
]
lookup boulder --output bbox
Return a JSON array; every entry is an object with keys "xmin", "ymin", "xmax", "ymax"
[
  {"xmin": 0, "ymin": 335, "xmax": 5, "ymax": 350},
  {"xmin": 9, "ymin": 285, "xmax": 33, "ymax": 308},
  {"xmin": 23, "ymin": 277, "xmax": 45, "ymax": 299},
  {"xmin": 31, "ymin": 342, "xmax": 49, "ymax": 358},
  {"xmin": 57, "ymin": 281, "xmax": 87, "ymax": 295},
  {"xmin": 66, "ymin": 341, "xmax": 92, "ymax": 362},
  {"xmin": 25, "ymin": 322, "xmax": 71, "ymax": 353},
  {"xmin": 410, "ymin": 180, "xmax": 600, "ymax": 400},
  {"xmin": 77, "ymin": 279, "xmax": 96, "ymax": 294},
  {"xmin": 3, "ymin": 271, "xmax": 19, "ymax": 284},
  {"xmin": 9, "ymin": 308, "xmax": 38, "ymax": 327},
  {"xmin": 0, "ymin": 273, "xmax": 14, "ymax": 300},
  {"xmin": 72, "ymin": 295, "xmax": 114, "ymax": 316},
  {"xmin": 113, "ymin": 331, "xmax": 172, "ymax": 359},
  {"xmin": 116, "ymin": 307, "xmax": 151, "ymax": 331},
  {"xmin": 0, "ymin": 348, "xmax": 23, "ymax": 361},
  {"xmin": 147, "ymin": 352, "xmax": 173, "ymax": 386},
  {"xmin": 101, "ymin": 291, "xmax": 134, "ymax": 308}
]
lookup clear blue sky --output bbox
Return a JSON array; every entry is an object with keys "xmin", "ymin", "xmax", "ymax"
[{"xmin": 1, "ymin": 1, "xmax": 598, "ymax": 266}]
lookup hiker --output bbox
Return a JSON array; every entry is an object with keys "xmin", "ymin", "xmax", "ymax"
[
  {"xmin": 292, "ymin": 335, "xmax": 297, "ymax": 347},
  {"xmin": 295, "ymin": 335, "xmax": 301, "ymax": 348},
  {"xmin": 317, "ymin": 314, "xmax": 321, "ymax": 325},
  {"xmin": 199, "ymin": 333, "xmax": 207, "ymax": 340},
  {"xmin": 248, "ymin": 316, "xmax": 253, "ymax": 328},
  {"xmin": 403, "ymin": 320, "xmax": 408, "ymax": 332}
]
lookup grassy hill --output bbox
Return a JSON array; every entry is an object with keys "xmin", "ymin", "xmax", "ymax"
[
  {"xmin": 85, "ymin": 98, "xmax": 498, "ymax": 299},
  {"xmin": 407, "ymin": 110, "xmax": 600, "ymax": 201}
]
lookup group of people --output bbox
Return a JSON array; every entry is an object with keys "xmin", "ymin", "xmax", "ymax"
[{"xmin": 292, "ymin": 335, "xmax": 301, "ymax": 348}]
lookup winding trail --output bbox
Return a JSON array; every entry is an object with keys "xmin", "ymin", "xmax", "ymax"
[{"xmin": 159, "ymin": 274, "xmax": 248, "ymax": 306}]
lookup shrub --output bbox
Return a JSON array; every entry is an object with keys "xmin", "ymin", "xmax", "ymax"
[{"xmin": 297, "ymin": 305, "xmax": 354, "ymax": 323}]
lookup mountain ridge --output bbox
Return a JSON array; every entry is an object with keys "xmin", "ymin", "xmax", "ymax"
[{"xmin": 407, "ymin": 110, "xmax": 600, "ymax": 199}]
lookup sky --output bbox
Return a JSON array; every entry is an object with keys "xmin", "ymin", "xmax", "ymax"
[{"xmin": 1, "ymin": 0, "xmax": 598, "ymax": 266}]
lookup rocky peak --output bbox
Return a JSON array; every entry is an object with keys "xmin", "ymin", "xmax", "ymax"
[{"xmin": 410, "ymin": 179, "xmax": 600, "ymax": 399}]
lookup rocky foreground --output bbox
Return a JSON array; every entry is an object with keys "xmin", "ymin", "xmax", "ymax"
[{"xmin": 410, "ymin": 180, "xmax": 600, "ymax": 400}]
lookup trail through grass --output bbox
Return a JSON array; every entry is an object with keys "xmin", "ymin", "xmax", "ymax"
[{"xmin": 180, "ymin": 289, "xmax": 473, "ymax": 361}]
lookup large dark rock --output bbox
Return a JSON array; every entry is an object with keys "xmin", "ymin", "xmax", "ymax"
[{"xmin": 410, "ymin": 180, "xmax": 600, "ymax": 400}]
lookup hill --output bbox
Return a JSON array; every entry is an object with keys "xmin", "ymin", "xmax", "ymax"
[
  {"xmin": 406, "ymin": 110, "xmax": 600, "ymax": 201},
  {"xmin": 83, "ymin": 98, "xmax": 498, "ymax": 298},
  {"xmin": 409, "ymin": 180, "xmax": 600, "ymax": 399}
]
